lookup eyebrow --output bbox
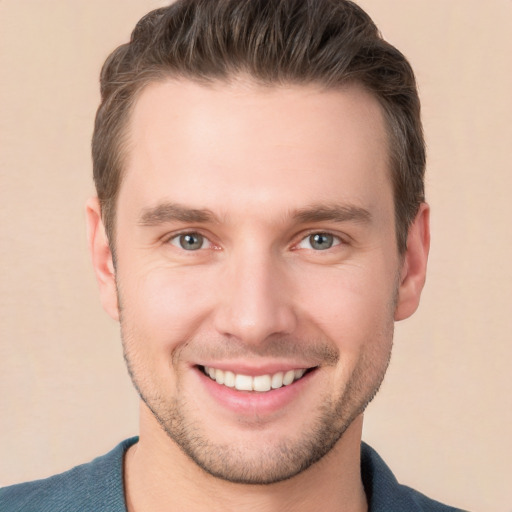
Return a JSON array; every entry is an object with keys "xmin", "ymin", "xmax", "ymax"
[
  {"xmin": 292, "ymin": 203, "xmax": 372, "ymax": 224},
  {"xmin": 138, "ymin": 201, "xmax": 372, "ymax": 227},
  {"xmin": 139, "ymin": 203, "xmax": 217, "ymax": 225}
]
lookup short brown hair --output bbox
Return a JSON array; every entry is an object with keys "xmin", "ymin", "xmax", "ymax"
[{"xmin": 92, "ymin": 0, "xmax": 425, "ymax": 253}]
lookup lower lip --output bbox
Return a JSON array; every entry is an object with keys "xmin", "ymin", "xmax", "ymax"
[{"xmin": 196, "ymin": 367, "xmax": 316, "ymax": 416}]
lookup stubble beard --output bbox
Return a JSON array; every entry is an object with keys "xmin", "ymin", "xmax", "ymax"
[
  {"xmin": 120, "ymin": 327, "xmax": 393, "ymax": 485},
  {"xmin": 117, "ymin": 270, "xmax": 398, "ymax": 485}
]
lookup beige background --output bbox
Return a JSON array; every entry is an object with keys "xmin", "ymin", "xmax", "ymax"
[{"xmin": 1, "ymin": 1, "xmax": 510, "ymax": 510}]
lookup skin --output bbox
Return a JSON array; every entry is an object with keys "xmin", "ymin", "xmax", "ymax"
[{"xmin": 87, "ymin": 79, "xmax": 429, "ymax": 512}]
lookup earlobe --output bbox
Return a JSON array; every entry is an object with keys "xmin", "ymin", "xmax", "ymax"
[
  {"xmin": 394, "ymin": 203, "xmax": 430, "ymax": 321},
  {"xmin": 85, "ymin": 197, "xmax": 119, "ymax": 321}
]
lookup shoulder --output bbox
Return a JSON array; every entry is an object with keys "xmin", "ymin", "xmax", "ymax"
[
  {"xmin": 0, "ymin": 437, "xmax": 137, "ymax": 512},
  {"xmin": 361, "ymin": 442, "xmax": 469, "ymax": 512}
]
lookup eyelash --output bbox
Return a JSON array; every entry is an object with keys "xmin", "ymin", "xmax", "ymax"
[{"xmin": 166, "ymin": 230, "xmax": 345, "ymax": 252}]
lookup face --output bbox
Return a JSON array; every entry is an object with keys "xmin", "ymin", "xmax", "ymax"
[{"xmin": 89, "ymin": 79, "xmax": 428, "ymax": 484}]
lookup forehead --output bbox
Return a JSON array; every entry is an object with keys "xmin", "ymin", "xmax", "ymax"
[{"xmin": 120, "ymin": 78, "xmax": 392, "ymax": 220}]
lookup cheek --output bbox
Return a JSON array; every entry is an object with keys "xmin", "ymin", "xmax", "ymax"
[
  {"xmin": 293, "ymin": 261, "xmax": 396, "ymax": 350},
  {"xmin": 118, "ymin": 266, "xmax": 216, "ymax": 351},
  {"xmin": 293, "ymin": 263, "xmax": 396, "ymax": 395}
]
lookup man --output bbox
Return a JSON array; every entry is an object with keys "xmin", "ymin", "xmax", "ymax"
[{"xmin": 0, "ymin": 1, "xmax": 466, "ymax": 510}]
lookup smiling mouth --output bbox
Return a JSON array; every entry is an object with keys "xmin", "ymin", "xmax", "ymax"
[{"xmin": 199, "ymin": 365, "xmax": 315, "ymax": 392}]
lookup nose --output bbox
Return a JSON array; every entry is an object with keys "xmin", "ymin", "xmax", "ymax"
[{"xmin": 213, "ymin": 247, "xmax": 297, "ymax": 347}]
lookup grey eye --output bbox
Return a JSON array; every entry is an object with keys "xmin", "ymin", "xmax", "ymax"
[
  {"xmin": 171, "ymin": 233, "xmax": 205, "ymax": 250},
  {"xmin": 309, "ymin": 233, "xmax": 335, "ymax": 250}
]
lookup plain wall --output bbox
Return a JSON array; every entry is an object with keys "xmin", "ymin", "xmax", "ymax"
[{"xmin": 1, "ymin": 1, "xmax": 511, "ymax": 511}]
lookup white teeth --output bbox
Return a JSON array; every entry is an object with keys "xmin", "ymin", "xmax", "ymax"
[
  {"xmin": 224, "ymin": 370, "xmax": 235, "ymax": 387},
  {"xmin": 271, "ymin": 372, "xmax": 284, "ymax": 389},
  {"xmin": 235, "ymin": 374, "xmax": 253, "ymax": 391},
  {"xmin": 283, "ymin": 370, "xmax": 295, "ymax": 386},
  {"xmin": 253, "ymin": 374, "xmax": 272, "ymax": 392},
  {"xmin": 294, "ymin": 369, "xmax": 306, "ymax": 380},
  {"xmin": 203, "ymin": 366, "xmax": 308, "ymax": 392},
  {"xmin": 215, "ymin": 369, "xmax": 225, "ymax": 385}
]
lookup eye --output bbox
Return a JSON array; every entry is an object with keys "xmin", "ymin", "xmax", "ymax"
[
  {"xmin": 169, "ymin": 232, "xmax": 208, "ymax": 251},
  {"xmin": 297, "ymin": 232, "xmax": 341, "ymax": 251}
]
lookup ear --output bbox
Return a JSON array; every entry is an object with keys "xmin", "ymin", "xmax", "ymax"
[
  {"xmin": 86, "ymin": 197, "xmax": 119, "ymax": 321},
  {"xmin": 394, "ymin": 203, "xmax": 430, "ymax": 321}
]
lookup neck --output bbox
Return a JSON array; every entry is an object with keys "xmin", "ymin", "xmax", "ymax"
[{"xmin": 124, "ymin": 404, "xmax": 367, "ymax": 512}]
